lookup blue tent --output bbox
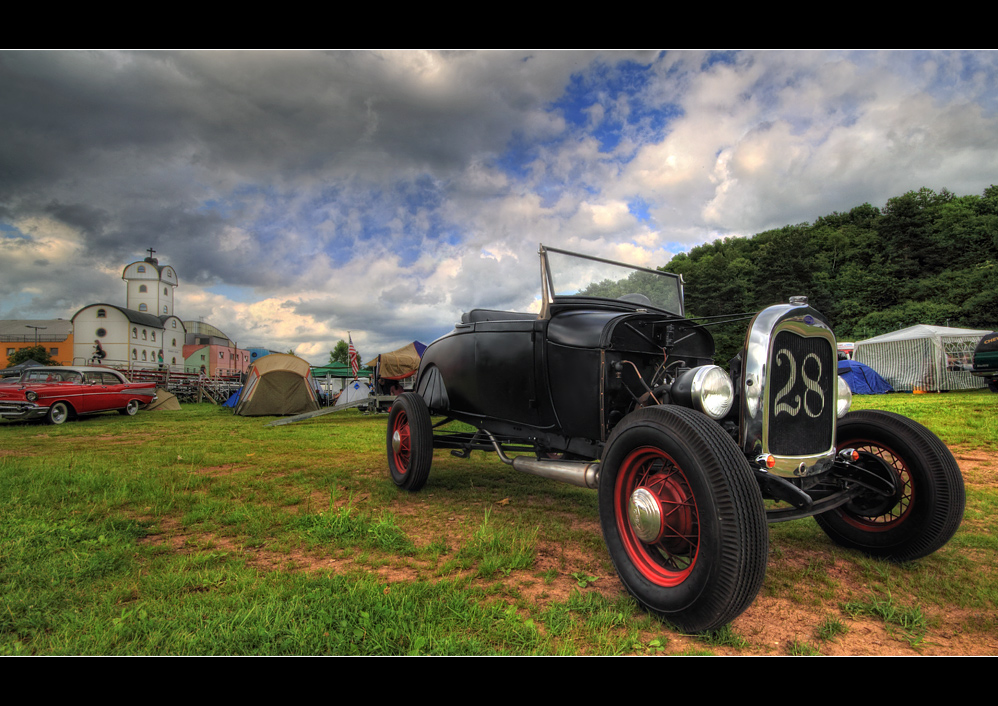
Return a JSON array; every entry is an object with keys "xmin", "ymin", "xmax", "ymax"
[{"xmin": 838, "ymin": 360, "xmax": 893, "ymax": 394}]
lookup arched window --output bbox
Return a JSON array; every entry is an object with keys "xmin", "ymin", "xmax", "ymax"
[
  {"xmin": 137, "ymin": 265, "xmax": 146, "ymax": 273},
  {"xmin": 139, "ymin": 285, "xmax": 147, "ymax": 293},
  {"xmin": 151, "ymin": 332, "xmax": 156, "ymax": 342},
  {"xmin": 139, "ymin": 303, "xmax": 148, "ymax": 312},
  {"xmin": 96, "ymin": 308, "xmax": 107, "ymax": 318},
  {"xmin": 132, "ymin": 327, "xmax": 137, "ymax": 338},
  {"xmin": 142, "ymin": 330, "xmax": 147, "ymax": 340},
  {"xmin": 163, "ymin": 306, "xmax": 168, "ymax": 314},
  {"xmin": 164, "ymin": 288, "xmax": 169, "ymax": 296},
  {"xmin": 172, "ymin": 357, "xmax": 177, "ymax": 364},
  {"xmin": 142, "ymin": 350, "xmax": 147, "ymax": 361},
  {"xmin": 172, "ymin": 320, "xmax": 177, "ymax": 328},
  {"xmin": 132, "ymin": 349, "xmax": 137, "ymax": 360},
  {"xmin": 172, "ymin": 338, "xmax": 177, "ymax": 347}
]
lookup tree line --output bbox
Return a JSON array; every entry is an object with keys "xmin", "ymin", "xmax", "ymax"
[{"xmin": 658, "ymin": 186, "xmax": 998, "ymax": 363}]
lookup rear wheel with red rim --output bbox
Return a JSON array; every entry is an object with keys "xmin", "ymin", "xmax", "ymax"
[
  {"xmin": 599, "ymin": 406, "xmax": 768, "ymax": 633},
  {"xmin": 386, "ymin": 392, "xmax": 433, "ymax": 491}
]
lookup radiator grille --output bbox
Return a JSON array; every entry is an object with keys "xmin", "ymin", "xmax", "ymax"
[{"xmin": 767, "ymin": 331, "xmax": 834, "ymax": 455}]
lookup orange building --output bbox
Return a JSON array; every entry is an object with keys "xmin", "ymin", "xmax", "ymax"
[{"xmin": 1, "ymin": 319, "xmax": 74, "ymax": 366}]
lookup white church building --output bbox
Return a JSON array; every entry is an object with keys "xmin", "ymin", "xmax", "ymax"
[{"xmin": 72, "ymin": 252, "xmax": 187, "ymax": 371}]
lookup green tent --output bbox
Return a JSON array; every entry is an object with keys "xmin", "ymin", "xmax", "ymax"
[
  {"xmin": 234, "ymin": 354, "xmax": 320, "ymax": 416},
  {"xmin": 310, "ymin": 362, "xmax": 371, "ymax": 378}
]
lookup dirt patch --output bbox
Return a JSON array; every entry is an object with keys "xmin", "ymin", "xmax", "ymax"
[{"xmin": 951, "ymin": 446, "xmax": 998, "ymax": 487}]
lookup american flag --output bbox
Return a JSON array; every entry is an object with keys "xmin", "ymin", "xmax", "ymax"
[{"xmin": 348, "ymin": 333, "xmax": 359, "ymax": 378}]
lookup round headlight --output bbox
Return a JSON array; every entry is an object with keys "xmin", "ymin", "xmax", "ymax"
[
  {"xmin": 694, "ymin": 366, "xmax": 734, "ymax": 419},
  {"xmin": 25, "ymin": 391, "xmax": 38, "ymax": 402},
  {"xmin": 837, "ymin": 376, "xmax": 852, "ymax": 418},
  {"xmin": 672, "ymin": 365, "xmax": 734, "ymax": 420}
]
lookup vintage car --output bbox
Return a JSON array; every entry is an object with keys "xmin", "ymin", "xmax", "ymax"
[
  {"xmin": 386, "ymin": 245, "xmax": 965, "ymax": 632},
  {"xmin": 972, "ymin": 332, "xmax": 998, "ymax": 392},
  {"xmin": 0, "ymin": 366, "xmax": 157, "ymax": 424}
]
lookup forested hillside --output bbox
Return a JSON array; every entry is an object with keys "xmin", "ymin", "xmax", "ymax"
[{"xmin": 661, "ymin": 186, "xmax": 998, "ymax": 362}]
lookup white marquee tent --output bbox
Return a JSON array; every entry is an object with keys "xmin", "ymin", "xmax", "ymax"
[{"xmin": 854, "ymin": 325, "xmax": 990, "ymax": 392}]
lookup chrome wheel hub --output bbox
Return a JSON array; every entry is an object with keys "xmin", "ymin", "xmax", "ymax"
[
  {"xmin": 392, "ymin": 429, "xmax": 402, "ymax": 453},
  {"xmin": 628, "ymin": 487, "xmax": 664, "ymax": 543}
]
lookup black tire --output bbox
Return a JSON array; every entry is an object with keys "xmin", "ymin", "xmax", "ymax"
[
  {"xmin": 47, "ymin": 401, "xmax": 70, "ymax": 425},
  {"xmin": 815, "ymin": 410, "xmax": 965, "ymax": 561},
  {"xmin": 119, "ymin": 400, "xmax": 139, "ymax": 416},
  {"xmin": 387, "ymin": 392, "xmax": 433, "ymax": 491},
  {"xmin": 598, "ymin": 406, "xmax": 768, "ymax": 633},
  {"xmin": 987, "ymin": 380, "xmax": 998, "ymax": 394}
]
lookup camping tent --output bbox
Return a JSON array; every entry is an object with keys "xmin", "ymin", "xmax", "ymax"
[
  {"xmin": 233, "ymin": 353, "xmax": 320, "ymax": 416},
  {"xmin": 146, "ymin": 387, "xmax": 182, "ymax": 411},
  {"xmin": 1, "ymin": 359, "xmax": 46, "ymax": 378},
  {"xmin": 838, "ymin": 360, "xmax": 893, "ymax": 395},
  {"xmin": 366, "ymin": 341, "xmax": 427, "ymax": 398},
  {"xmin": 334, "ymin": 378, "xmax": 373, "ymax": 408},
  {"xmin": 854, "ymin": 325, "xmax": 992, "ymax": 392},
  {"xmin": 366, "ymin": 341, "xmax": 426, "ymax": 381}
]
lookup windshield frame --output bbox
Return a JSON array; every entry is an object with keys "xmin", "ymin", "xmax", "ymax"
[{"xmin": 538, "ymin": 244, "xmax": 684, "ymax": 319}]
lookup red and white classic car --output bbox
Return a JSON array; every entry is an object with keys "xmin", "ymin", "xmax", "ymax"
[{"xmin": 0, "ymin": 366, "xmax": 157, "ymax": 424}]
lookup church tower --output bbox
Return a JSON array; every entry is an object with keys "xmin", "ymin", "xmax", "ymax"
[{"xmin": 122, "ymin": 248, "xmax": 178, "ymax": 316}]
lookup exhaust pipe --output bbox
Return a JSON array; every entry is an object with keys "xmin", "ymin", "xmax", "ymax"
[{"xmin": 487, "ymin": 433, "xmax": 600, "ymax": 489}]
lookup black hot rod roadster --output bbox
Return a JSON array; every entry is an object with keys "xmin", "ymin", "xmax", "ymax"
[{"xmin": 386, "ymin": 245, "xmax": 965, "ymax": 631}]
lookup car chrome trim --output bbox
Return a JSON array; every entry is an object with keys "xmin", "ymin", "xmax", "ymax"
[
  {"xmin": 740, "ymin": 302, "xmax": 838, "ymax": 477},
  {"xmin": 487, "ymin": 430, "xmax": 600, "ymax": 489},
  {"xmin": 538, "ymin": 244, "xmax": 684, "ymax": 319}
]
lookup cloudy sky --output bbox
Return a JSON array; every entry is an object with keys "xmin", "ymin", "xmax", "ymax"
[{"xmin": 2, "ymin": 50, "xmax": 996, "ymax": 364}]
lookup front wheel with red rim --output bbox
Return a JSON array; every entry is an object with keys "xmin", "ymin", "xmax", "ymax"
[
  {"xmin": 815, "ymin": 410, "xmax": 965, "ymax": 561},
  {"xmin": 599, "ymin": 406, "xmax": 768, "ymax": 633},
  {"xmin": 613, "ymin": 447, "xmax": 699, "ymax": 587},
  {"xmin": 386, "ymin": 393, "xmax": 433, "ymax": 491}
]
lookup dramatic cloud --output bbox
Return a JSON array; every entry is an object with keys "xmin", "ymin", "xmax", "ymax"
[{"xmin": 2, "ymin": 50, "xmax": 996, "ymax": 362}]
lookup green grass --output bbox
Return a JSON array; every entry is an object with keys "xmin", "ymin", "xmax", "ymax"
[
  {"xmin": 1, "ymin": 392, "xmax": 995, "ymax": 654},
  {"xmin": 850, "ymin": 388, "xmax": 998, "ymax": 450},
  {"xmin": 787, "ymin": 639, "xmax": 821, "ymax": 655},
  {"xmin": 843, "ymin": 592, "xmax": 930, "ymax": 648},
  {"xmin": 0, "ymin": 406, "xmax": 616, "ymax": 654},
  {"xmin": 697, "ymin": 624, "xmax": 749, "ymax": 649},
  {"xmin": 815, "ymin": 616, "xmax": 848, "ymax": 642}
]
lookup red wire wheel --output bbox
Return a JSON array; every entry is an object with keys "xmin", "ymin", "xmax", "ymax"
[
  {"xmin": 816, "ymin": 410, "xmax": 965, "ymax": 561},
  {"xmin": 599, "ymin": 406, "xmax": 768, "ymax": 633},
  {"xmin": 614, "ymin": 447, "xmax": 700, "ymax": 586},
  {"xmin": 390, "ymin": 409, "xmax": 412, "ymax": 475},
  {"xmin": 386, "ymin": 393, "xmax": 433, "ymax": 491}
]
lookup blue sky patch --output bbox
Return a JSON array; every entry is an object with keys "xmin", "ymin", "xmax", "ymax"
[{"xmin": 628, "ymin": 198, "xmax": 652, "ymax": 223}]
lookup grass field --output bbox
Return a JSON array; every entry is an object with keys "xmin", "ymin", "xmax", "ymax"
[{"xmin": 1, "ymin": 390, "xmax": 995, "ymax": 655}]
